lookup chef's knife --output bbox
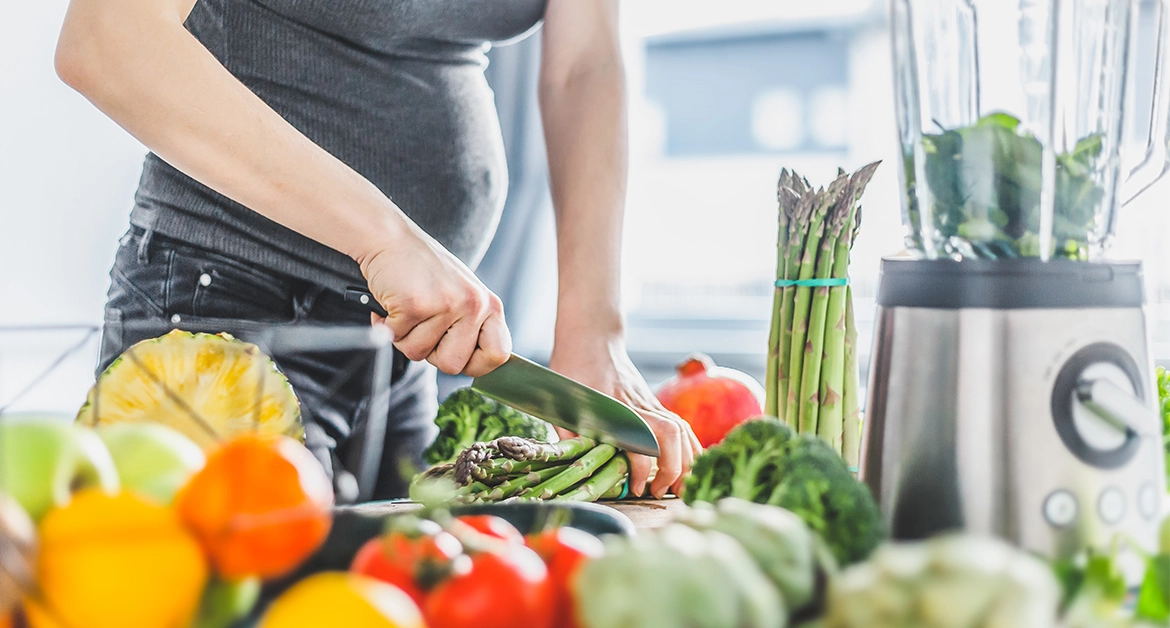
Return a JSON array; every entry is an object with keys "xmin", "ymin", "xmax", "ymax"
[
  {"xmin": 472, "ymin": 354, "xmax": 660, "ymax": 457},
  {"xmin": 344, "ymin": 287, "xmax": 661, "ymax": 457}
]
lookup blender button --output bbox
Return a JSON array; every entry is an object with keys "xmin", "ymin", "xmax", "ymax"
[
  {"xmin": 1138, "ymin": 484, "xmax": 1160, "ymax": 520},
  {"xmin": 1098, "ymin": 488, "xmax": 1126, "ymax": 524},
  {"xmin": 1043, "ymin": 490, "xmax": 1078, "ymax": 527}
]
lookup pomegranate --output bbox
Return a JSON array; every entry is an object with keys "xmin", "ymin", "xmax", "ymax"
[{"xmin": 655, "ymin": 354, "xmax": 765, "ymax": 447}]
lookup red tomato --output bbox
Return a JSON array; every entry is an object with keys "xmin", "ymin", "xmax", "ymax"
[
  {"xmin": 526, "ymin": 527, "xmax": 604, "ymax": 628},
  {"xmin": 350, "ymin": 524, "xmax": 467, "ymax": 606},
  {"xmin": 455, "ymin": 515, "xmax": 524, "ymax": 545},
  {"xmin": 424, "ymin": 545, "xmax": 554, "ymax": 628}
]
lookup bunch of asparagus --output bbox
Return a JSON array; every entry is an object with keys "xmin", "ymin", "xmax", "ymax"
[
  {"xmin": 415, "ymin": 436, "xmax": 630, "ymax": 503},
  {"xmin": 764, "ymin": 162, "xmax": 880, "ymax": 469}
]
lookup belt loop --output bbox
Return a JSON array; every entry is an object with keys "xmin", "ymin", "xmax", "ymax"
[{"xmin": 136, "ymin": 228, "xmax": 155, "ymax": 265}]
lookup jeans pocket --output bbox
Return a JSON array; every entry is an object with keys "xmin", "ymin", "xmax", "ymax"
[{"xmin": 179, "ymin": 255, "xmax": 296, "ymax": 323}]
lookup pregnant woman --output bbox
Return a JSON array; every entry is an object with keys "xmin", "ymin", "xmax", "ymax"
[{"xmin": 55, "ymin": 0, "xmax": 700, "ymax": 499}]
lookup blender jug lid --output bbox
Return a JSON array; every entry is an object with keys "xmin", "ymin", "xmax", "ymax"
[{"xmin": 876, "ymin": 258, "xmax": 1144, "ymax": 309}]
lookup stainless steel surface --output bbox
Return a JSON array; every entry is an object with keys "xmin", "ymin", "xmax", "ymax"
[
  {"xmin": 863, "ymin": 305, "xmax": 1166, "ymax": 565},
  {"xmin": 472, "ymin": 354, "xmax": 661, "ymax": 457}
]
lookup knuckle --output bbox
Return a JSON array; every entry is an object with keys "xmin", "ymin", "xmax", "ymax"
[
  {"xmin": 463, "ymin": 286, "xmax": 485, "ymax": 310},
  {"xmin": 486, "ymin": 294, "xmax": 505, "ymax": 315}
]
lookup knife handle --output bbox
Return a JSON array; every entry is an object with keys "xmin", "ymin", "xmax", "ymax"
[{"xmin": 344, "ymin": 287, "xmax": 389, "ymax": 318}]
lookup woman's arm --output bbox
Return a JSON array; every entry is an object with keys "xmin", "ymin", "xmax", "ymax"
[
  {"xmin": 539, "ymin": 0, "xmax": 702, "ymax": 498},
  {"xmin": 56, "ymin": 0, "xmax": 509, "ymax": 376}
]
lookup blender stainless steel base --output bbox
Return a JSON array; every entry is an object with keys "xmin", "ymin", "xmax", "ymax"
[{"xmin": 862, "ymin": 258, "xmax": 1166, "ymax": 563}]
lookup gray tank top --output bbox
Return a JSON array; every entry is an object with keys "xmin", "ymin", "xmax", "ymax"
[{"xmin": 130, "ymin": 0, "xmax": 547, "ymax": 290}]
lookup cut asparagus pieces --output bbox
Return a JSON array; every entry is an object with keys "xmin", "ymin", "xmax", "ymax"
[
  {"xmin": 423, "ymin": 436, "xmax": 631, "ymax": 503},
  {"xmin": 524, "ymin": 444, "xmax": 618, "ymax": 500},
  {"xmin": 555, "ymin": 453, "xmax": 630, "ymax": 502},
  {"xmin": 454, "ymin": 435, "xmax": 596, "ymax": 484},
  {"xmin": 492, "ymin": 435, "xmax": 597, "ymax": 462},
  {"xmin": 483, "ymin": 465, "xmax": 567, "ymax": 501}
]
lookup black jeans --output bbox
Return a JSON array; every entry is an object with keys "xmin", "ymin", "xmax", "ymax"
[{"xmin": 97, "ymin": 227, "xmax": 438, "ymax": 500}]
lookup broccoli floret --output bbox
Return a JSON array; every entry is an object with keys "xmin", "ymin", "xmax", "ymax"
[
  {"xmin": 684, "ymin": 417, "xmax": 884, "ymax": 565},
  {"xmin": 422, "ymin": 388, "xmax": 552, "ymax": 465},
  {"xmin": 765, "ymin": 437, "xmax": 884, "ymax": 566}
]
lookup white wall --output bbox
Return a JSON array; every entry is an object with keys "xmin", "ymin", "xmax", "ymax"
[
  {"xmin": 1, "ymin": 1, "xmax": 146, "ymax": 412},
  {"xmin": 1, "ymin": 0, "xmax": 147, "ymax": 328}
]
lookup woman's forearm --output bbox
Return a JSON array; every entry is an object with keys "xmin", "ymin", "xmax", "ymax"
[
  {"xmin": 55, "ymin": 0, "xmax": 407, "ymax": 267},
  {"xmin": 539, "ymin": 0, "xmax": 628, "ymax": 342}
]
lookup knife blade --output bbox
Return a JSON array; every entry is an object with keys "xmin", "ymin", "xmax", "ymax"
[
  {"xmin": 472, "ymin": 354, "xmax": 661, "ymax": 457},
  {"xmin": 343, "ymin": 288, "xmax": 660, "ymax": 457}
]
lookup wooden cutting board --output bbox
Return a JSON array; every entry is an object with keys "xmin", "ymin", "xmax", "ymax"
[{"xmin": 349, "ymin": 497, "xmax": 686, "ymax": 531}]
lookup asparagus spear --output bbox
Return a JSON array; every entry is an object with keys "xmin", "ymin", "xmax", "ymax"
[
  {"xmin": 817, "ymin": 162, "xmax": 880, "ymax": 452},
  {"xmin": 842, "ymin": 286, "xmax": 862, "ymax": 471},
  {"xmin": 784, "ymin": 177, "xmax": 849, "ymax": 426},
  {"xmin": 523, "ymin": 444, "xmax": 618, "ymax": 500},
  {"xmin": 482, "ymin": 465, "xmax": 568, "ymax": 501},
  {"xmin": 796, "ymin": 174, "xmax": 852, "ymax": 436},
  {"xmin": 471, "ymin": 457, "xmax": 564, "ymax": 481},
  {"xmin": 454, "ymin": 436, "xmax": 595, "ymax": 484},
  {"xmin": 776, "ymin": 182, "xmax": 817, "ymax": 424},
  {"xmin": 555, "ymin": 454, "xmax": 630, "ymax": 502},
  {"xmin": 492, "ymin": 435, "xmax": 597, "ymax": 462},
  {"xmin": 766, "ymin": 177, "xmax": 801, "ymax": 416}
]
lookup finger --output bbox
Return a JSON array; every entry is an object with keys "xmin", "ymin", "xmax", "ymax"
[
  {"xmin": 394, "ymin": 314, "xmax": 455, "ymax": 362},
  {"xmin": 627, "ymin": 453, "xmax": 652, "ymax": 498},
  {"xmin": 427, "ymin": 309, "xmax": 490, "ymax": 375},
  {"xmin": 554, "ymin": 426, "xmax": 577, "ymax": 441},
  {"xmin": 462, "ymin": 311, "xmax": 512, "ymax": 377},
  {"xmin": 670, "ymin": 421, "xmax": 697, "ymax": 497},
  {"xmin": 646, "ymin": 413, "xmax": 683, "ymax": 499},
  {"xmin": 680, "ymin": 419, "xmax": 703, "ymax": 457},
  {"xmin": 370, "ymin": 312, "xmax": 385, "ymax": 326}
]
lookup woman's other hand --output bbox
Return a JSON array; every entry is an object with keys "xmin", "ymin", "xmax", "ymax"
[{"xmin": 549, "ymin": 338, "xmax": 702, "ymax": 499}]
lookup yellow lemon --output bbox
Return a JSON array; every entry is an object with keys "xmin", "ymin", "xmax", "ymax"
[
  {"xmin": 26, "ymin": 489, "xmax": 208, "ymax": 628},
  {"xmin": 260, "ymin": 572, "xmax": 426, "ymax": 628}
]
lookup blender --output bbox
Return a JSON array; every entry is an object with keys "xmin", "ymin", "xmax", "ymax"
[{"xmin": 863, "ymin": 0, "xmax": 1170, "ymax": 566}]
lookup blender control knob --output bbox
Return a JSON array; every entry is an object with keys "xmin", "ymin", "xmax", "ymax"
[
  {"xmin": 1043, "ymin": 490, "xmax": 1078, "ymax": 527},
  {"xmin": 1138, "ymin": 484, "xmax": 1161, "ymax": 520},
  {"xmin": 1097, "ymin": 487, "xmax": 1126, "ymax": 525},
  {"xmin": 1051, "ymin": 344, "xmax": 1146, "ymax": 469}
]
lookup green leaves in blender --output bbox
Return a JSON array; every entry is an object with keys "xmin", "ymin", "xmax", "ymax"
[{"xmin": 911, "ymin": 112, "xmax": 1104, "ymax": 260}]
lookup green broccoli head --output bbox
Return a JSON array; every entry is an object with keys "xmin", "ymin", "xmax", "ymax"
[
  {"xmin": 684, "ymin": 418, "xmax": 884, "ymax": 566},
  {"xmin": 684, "ymin": 417, "xmax": 793, "ymax": 505},
  {"xmin": 766, "ymin": 437, "xmax": 884, "ymax": 566},
  {"xmin": 422, "ymin": 388, "xmax": 553, "ymax": 465}
]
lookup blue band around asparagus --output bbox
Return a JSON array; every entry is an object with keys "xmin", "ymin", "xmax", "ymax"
[{"xmin": 775, "ymin": 277, "xmax": 850, "ymax": 288}]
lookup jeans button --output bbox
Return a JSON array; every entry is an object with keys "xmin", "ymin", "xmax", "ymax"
[{"xmin": 199, "ymin": 273, "xmax": 212, "ymax": 287}]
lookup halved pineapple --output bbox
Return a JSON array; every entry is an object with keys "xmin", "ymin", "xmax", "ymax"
[{"xmin": 77, "ymin": 330, "xmax": 303, "ymax": 449}]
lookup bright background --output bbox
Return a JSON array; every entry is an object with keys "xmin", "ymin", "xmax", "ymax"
[{"xmin": 2, "ymin": 0, "xmax": 1169, "ymax": 414}]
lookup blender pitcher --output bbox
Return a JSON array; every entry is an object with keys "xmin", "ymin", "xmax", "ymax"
[{"xmin": 891, "ymin": 0, "xmax": 1170, "ymax": 261}]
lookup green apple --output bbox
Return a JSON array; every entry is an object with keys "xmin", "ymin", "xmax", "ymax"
[
  {"xmin": 192, "ymin": 577, "xmax": 261, "ymax": 628},
  {"xmin": 96, "ymin": 423, "xmax": 206, "ymax": 505},
  {"xmin": 0, "ymin": 491, "xmax": 36, "ymax": 618},
  {"xmin": 0, "ymin": 415, "xmax": 119, "ymax": 521}
]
